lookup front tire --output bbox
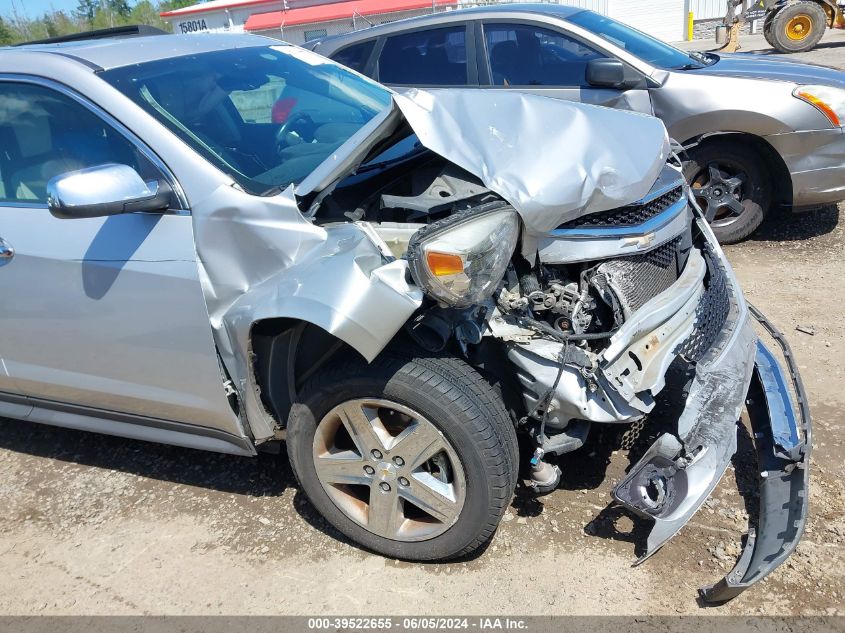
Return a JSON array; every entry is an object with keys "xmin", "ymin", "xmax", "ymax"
[
  {"xmin": 286, "ymin": 351, "xmax": 518, "ymax": 560},
  {"xmin": 767, "ymin": 1, "xmax": 828, "ymax": 53},
  {"xmin": 683, "ymin": 140, "xmax": 770, "ymax": 244}
]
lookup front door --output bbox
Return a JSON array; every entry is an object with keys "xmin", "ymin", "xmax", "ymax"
[
  {"xmin": 479, "ymin": 21, "xmax": 653, "ymax": 114},
  {"xmin": 0, "ymin": 79, "xmax": 241, "ymax": 435}
]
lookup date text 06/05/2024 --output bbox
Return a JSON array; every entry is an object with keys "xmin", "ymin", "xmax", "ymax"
[{"xmin": 306, "ymin": 617, "xmax": 529, "ymax": 630}]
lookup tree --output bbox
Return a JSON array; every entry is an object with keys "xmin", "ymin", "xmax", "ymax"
[
  {"xmin": 38, "ymin": 10, "xmax": 84, "ymax": 38},
  {"xmin": 74, "ymin": 0, "xmax": 99, "ymax": 25},
  {"xmin": 0, "ymin": 17, "xmax": 18, "ymax": 45},
  {"xmin": 4, "ymin": 1, "xmax": 188, "ymax": 40},
  {"xmin": 130, "ymin": 1, "xmax": 167, "ymax": 30},
  {"xmin": 159, "ymin": 0, "xmax": 198, "ymax": 11},
  {"xmin": 108, "ymin": 0, "xmax": 132, "ymax": 17}
]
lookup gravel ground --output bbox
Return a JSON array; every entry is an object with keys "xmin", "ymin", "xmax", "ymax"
[{"xmin": 1, "ymin": 37, "xmax": 845, "ymax": 617}]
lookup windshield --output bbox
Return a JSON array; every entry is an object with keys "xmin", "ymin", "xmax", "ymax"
[
  {"xmin": 567, "ymin": 11, "xmax": 706, "ymax": 70},
  {"xmin": 103, "ymin": 46, "xmax": 392, "ymax": 195}
]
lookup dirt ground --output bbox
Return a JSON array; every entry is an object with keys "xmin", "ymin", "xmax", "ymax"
[{"xmin": 2, "ymin": 38, "xmax": 845, "ymax": 618}]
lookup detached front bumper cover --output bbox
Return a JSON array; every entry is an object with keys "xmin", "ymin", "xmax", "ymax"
[
  {"xmin": 613, "ymin": 299, "xmax": 810, "ymax": 603},
  {"xmin": 700, "ymin": 304, "xmax": 811, "ymax": 604}
]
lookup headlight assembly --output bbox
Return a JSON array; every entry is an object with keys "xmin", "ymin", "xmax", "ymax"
[
  {"xmin": 793, "ymin": 84, "xmax": 845, "ymax": 127},
  {"xmin": 407, "ymin": 203, "xmax": 520, "ymax": 307}
]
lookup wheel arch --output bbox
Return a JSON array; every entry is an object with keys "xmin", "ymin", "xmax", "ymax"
[
  {"xmin": 767, "ymin": 0, "xmax": 838, "ymax": 23},
  {"xmin": 813, "ymin": 0, "xmax": 839, "ymax": 26},
  {"xmin": 682, "ymin": 131, "xmax": 793, "ymax": 209},
  {"xmin": 249, "ymin": 317, "xmax": 365, "ymax": 434},
  {"xmin": 220, "ymin": 253, "xmax": 422, "ymax": 443}
]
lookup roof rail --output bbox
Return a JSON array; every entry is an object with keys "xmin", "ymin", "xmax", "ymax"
[{"xmin": 14, "ymin": 24, "xmax": 167, "ymax": 46}]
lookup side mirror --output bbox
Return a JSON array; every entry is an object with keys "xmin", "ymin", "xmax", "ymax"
[
  {"xmin": 47, "ymin": 163, "xmax": 171, "ymax": 219},
  {"xmin": 586, "ymin": 58, "xmax": 628, "ymax": 89}
]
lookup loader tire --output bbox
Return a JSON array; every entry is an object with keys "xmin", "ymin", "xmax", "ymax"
[{"xmin": 767, "ymin": 2, "xmax": 828, "ymax": 53}]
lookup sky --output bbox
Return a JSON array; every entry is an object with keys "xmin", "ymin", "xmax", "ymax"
[
  {"xmin": 0, "ymin": 0, "xmax": 186, "ymax": 19},
  {"xmin": 1, "ymin": 0, "xmax": 85, "ymax": 18}
]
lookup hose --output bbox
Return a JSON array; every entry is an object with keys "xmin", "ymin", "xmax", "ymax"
[{"xmin": 513, "ymin": 314, "xmax": 617, "ymax": 343}]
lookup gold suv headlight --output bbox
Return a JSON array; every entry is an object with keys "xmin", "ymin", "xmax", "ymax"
[{"xmin": 407, "ymin": 203, "xmax": 520, "ymax": 308}]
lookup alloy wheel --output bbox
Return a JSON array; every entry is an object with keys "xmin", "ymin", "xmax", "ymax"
[
  {"xmin": 312, "ymin": 398, "xmax": 466, "ymax": 542},
  {"xmin": 690, "ymin": 162, "xmax": 748, "ymax": 227}
]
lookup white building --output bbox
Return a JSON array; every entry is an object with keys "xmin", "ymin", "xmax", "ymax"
[
  {"xmin": 160, "ymin": 0, "xmax": 459, "ymax": 43},
  {"xmin": 160, "ymin": 0, "xmax": 718, "ymax": 45}
]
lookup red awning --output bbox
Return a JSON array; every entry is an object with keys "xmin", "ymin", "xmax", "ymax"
[{"xmin": 245, "ymin": 0, "xmax": 454, "ymax": 31}]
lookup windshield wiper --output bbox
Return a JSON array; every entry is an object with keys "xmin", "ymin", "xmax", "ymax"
[
  {"xmin": 685, "ymin": 50, "xmax": 718, "ymax": 67},
  {"xmin": 355, "ymin": 143, "xmax": 426, "ymax": 174},
  {"xmin": 674, "ymin": 51, "xmax": 708, "ymax": 70}
]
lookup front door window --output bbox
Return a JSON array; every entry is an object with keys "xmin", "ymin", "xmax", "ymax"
[{"xmin": 483, "ymin": 23, "xmax": 602, "ymax": 87}]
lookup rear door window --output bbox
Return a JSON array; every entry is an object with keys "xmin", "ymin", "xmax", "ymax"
[
  {"xmin": 331, "ymin": 40, "xmax": 377, "ymax": 74},
  {"xmin": 483, "ymin": 22, "xmax": 602, "ymax": 87},
  {"xmin": 378, "ymin": 26, "xmax": 468, "ymax": 86}
]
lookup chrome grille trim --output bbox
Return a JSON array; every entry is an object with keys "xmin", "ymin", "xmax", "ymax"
[
  {"xmin": 557, "ymin": 185, "xmax": 684, "ymax": 231},
  {"xmin": 538, "ymin": 204, "xmax": 690, "ymax": 265},
  {"xmin": 548, "ymin": 196, "xmax": 687, "ymax": 240}
]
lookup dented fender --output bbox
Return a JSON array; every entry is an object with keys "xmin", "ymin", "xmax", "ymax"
[{"xmin": 191, "ymin": 184, "xmax": 421, "ymax": 441}]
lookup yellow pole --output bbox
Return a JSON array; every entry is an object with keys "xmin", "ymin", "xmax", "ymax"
[{"xmin": 688, "ymin": 11, "xmax": 694, "ymax": 41}]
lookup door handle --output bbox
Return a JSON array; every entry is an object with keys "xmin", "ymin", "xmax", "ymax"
[{"xmin": 0, "ymin": 237, "xmax": 14, "ymax": 267}]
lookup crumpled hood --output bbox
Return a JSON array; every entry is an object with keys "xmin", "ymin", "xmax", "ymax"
[
  {"xmin": 393, "ymin": 89, "xmax": 671, "ymax": 235},
  {"xmin": 300, "ymin": 88, "xmax": 671, "ymax": 236},
  {"xmin": 690, "ymin": 53, "xmax": 845, "ymax": 88}
]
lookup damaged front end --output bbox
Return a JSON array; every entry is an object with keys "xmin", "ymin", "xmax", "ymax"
[
  {"xmin": 466, "ymin": 161, "xmax": 810, "ymax": 602},
  {"xmin": 189, "ymin": 67, "xmax": 808, "ymax": 601},
  {"xmin": 352, "ymin": 107, "xmax": 807, "ymax": 599},
  {"xmin": 404, "ymin": 169, "xmax": 811, "ymax": 601}
]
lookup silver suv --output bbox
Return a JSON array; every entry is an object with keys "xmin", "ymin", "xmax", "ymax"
[{"xmin": 0, "ymin": 31, "xmax": 808, "ymax": 603}]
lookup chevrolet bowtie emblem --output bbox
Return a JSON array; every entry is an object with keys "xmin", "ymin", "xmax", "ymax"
[{"xmin": 623, "ymin": 232, "xmax": 657, "ymax": 250}]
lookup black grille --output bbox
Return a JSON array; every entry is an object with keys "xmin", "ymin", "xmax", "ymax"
[
  {"xmin": 592, "ymin": 237, "xmax": 681, "ymax": 315},
  {"xmin": 677, "ymin": 246, "xmax": 732, "ymax": 363},
  {"xmin": 558, "ymin": 186, "xmax": 684, "ymax": 230}
]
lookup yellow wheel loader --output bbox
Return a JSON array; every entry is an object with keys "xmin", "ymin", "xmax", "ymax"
[{"xmin": 720, "ymin": 0, "xmax": 845, "ymax": 53}]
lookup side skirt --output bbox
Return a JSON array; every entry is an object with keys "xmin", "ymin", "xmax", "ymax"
[{"xmin": 0, "ymin": 391, "xmax": 256, "ymax": 457}]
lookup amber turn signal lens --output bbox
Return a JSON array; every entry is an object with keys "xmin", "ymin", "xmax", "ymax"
[
  {"xmin": 426, "ymin": 251, "xmax": 464, "ymax": 277},
  {"xmin": 796, "ymin": 90, "xmax": 841, "ymax": 126}
]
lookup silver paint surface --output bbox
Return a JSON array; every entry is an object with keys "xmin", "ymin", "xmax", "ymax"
[
  {"xmin": 180, "ymin": 48, "xmax": 671, "ymax": 440},
  {"xmin": 392, "ymin": 89, "xmax": 670, "ymax": 237},
  {"xmin": 47, "ymin": 163, "xmax": 154, "ymax": 207},
  {"xmin": 0, "ymin": 37, "xmax": 751, "ymax": 488}
]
